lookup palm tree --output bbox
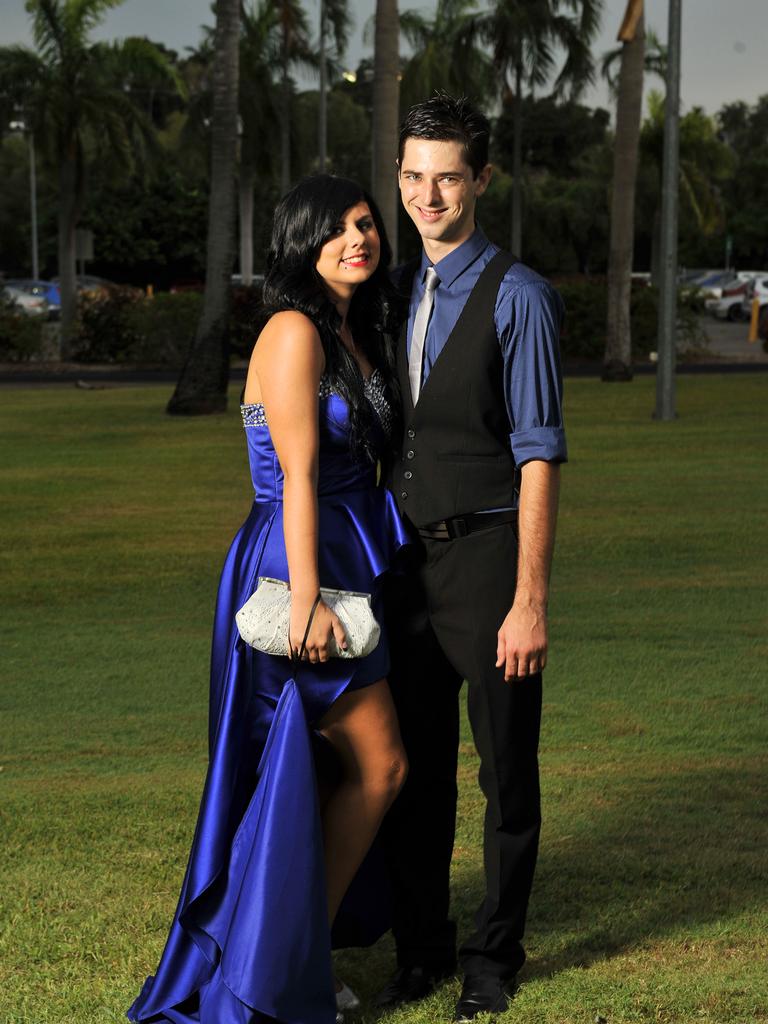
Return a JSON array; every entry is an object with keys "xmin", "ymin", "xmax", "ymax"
[
  {"xmin": 601, "ymin": 23, "xmax": 665, "ymax": 89},
  {"xmin": 176, "ymin": 6, "xmax": 283, "ymax": 287},
  {"xmin": 167, "ymin": 0, "xmax": 240, "ymax": 415},
  {"xmin": 603, "ymin": 0, "xmax": 646, "ymax": 382},
  {"xmin": 480, "ymin": 0, "xmax": 603, "ymax": 257},
  {"xmin": 274, "ymin": 0, "xmax": 315, "ymax": 193},
  {"xmin": 399, "ymin": 0, "xmax": 494, "ymax": 111},
  {"xmin": 239, "ymin": 2, "xmax": 283, "ymax": 285},
  {"xmin": 319, "ymin": 0, "xmax": 353, "ymax": 171},
  {"xmin": 372, "ymin": 0, "xmax": 400, "ymax": 258},
  {"xmin": 0, "ymin": 0, "xmax": 181, "ymax": 355}
]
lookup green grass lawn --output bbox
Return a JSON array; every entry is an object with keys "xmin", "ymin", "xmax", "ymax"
[{"xmin": 1, "ymin": 375, "xmax": 766, "ymax": 1024}]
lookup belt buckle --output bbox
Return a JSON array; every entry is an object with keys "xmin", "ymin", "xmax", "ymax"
[
  {"xmin": 419, "ymin": 520, "xmax": 449, "ymax": 540},
  {"xmin": 447, "ymin": 516, "xmax": 468, "ymax": 539}
]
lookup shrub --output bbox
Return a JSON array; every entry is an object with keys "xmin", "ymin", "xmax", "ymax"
[
  {"xmin": 71, "ymin": 285, "xmax": 143, "ymax": 363},
  {"xmin": 555, "ymin": 277, "xmax": 607, "ymax": 361},
  {"xmin": 127, "ymin": 291, "xmax": 202, "ymax": 366},
  {"xmin": 555, "ymin": 277, "xmax": 708, "ymax": 362},
  {"xmin": 0, "ymin": 302, "xmax": 45, "ymax": 361},
  {"xmin": 69, "ymin": 285, "xmax": 263, "ymax": 366},
  {"xmin": 230, "ymin": 284, "xmax": 267, "ymax": 360}
]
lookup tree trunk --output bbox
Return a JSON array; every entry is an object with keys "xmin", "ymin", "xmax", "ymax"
[
  {"xmin": 511, "ymin": 61, "xmax": 523, "ymax": 258},
  {"xmin": 57, "ymin": 150, "xmax": 79, "ymax": 360},
  {"xmin": 319, "ymin": 0, "xmax": 327, "ymax": 172},
  {"xmin": 239, "ymin": 150, "xmax": 255, "ymax": 286},
  {"xmin": 280, "ymin": 41, "xmax": 291, "ymax": 193},
  {"xmin": 372, "ymin": 0, "xmax": 399, "ymax": 261},
  {"xmin": 603, "ymin": 2, "xmax": 645, "ymax": 382},
  {"xmin": 167, "ymin": 0, "xmax": 240, "ymax": 415}
]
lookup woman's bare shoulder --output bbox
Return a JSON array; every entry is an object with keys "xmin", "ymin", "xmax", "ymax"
[
  {"xmin": 249, "ymin": 310, "xmax": 325, "ymax": 393},
  {"xmin": 258, "ymin": 310, "xmax": 320, "ymax": 346}
]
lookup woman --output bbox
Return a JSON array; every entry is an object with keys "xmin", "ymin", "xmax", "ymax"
[{"xmin": 128, "ymin": 176, "xmax": 410, "ymax": 1024}]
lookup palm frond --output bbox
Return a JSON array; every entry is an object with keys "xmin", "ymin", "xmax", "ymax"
[
  {"xmin": 113, "ymin": 36, "xmax": 188, "ymax": 100},
  {"xmin": 399, "ymin": 9, "xmax": 430, "ymax": 51},
  {"xmin": 65, "ymin": 0, "xmax": 126, "ymax": 42},
  {"xmin": 26, "ymin": 0, "xmax": 68, "ymax": 65},
  {"xmin": 0, "ymin": 44, "xmax": 46, "ymax": 90},
  {"xmin": 324, "ymin": 0, "xmax": 353, "ymax": 57}
]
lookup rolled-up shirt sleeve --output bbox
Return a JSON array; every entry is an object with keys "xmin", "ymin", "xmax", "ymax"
[{"xmin": 496, "ymin": 279, "xmax": 568, "ymax": 466}]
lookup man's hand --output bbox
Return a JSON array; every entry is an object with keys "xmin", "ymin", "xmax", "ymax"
[
  {"xmin": 496, "ymin": 460, "xmax": 560, "ymax": 682},
  {"xmin": 496, "ymin": 598, "xmax": 548, "ymax": 681}
]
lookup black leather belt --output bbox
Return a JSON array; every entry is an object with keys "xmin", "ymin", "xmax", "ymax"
[{"xmin": 417, "ymin": 508, "xmax": 518, "ymax": 541}]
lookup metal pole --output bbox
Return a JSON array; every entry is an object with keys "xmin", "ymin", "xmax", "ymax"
[
  {"xmin": 654, "ymin": 0, "xmax": 682, "ymax": 421},
  {"xmin": 29, "ymin": 131, "xmax": 39, "ymax": 280},
  {"xmin": 319, "ymin": 0, "xmax": 327, "ymax": 172}
]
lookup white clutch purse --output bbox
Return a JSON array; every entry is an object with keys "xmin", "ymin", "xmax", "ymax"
[{"xmin": 236, "ymin": 577, "xmax": 381, "ymax": 660}]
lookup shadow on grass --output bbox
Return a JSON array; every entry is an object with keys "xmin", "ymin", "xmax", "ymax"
[{"xmin": 453, "ymin": 760, "xmax": 767, "ymax": 980}]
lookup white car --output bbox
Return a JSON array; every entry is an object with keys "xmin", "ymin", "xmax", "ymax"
[
  {"xmin": 704, "ymin": 277, "xmax": 753, "ymax": 320},
  {"xmin": 741, "ymin": 276, "xmax": 768, "ymax": 319},
  {"xmin": 683, "ymin": 270, "xmax": 734, "ymax": 299},
  {"xmin": 1, "ymin": 284, "xmax": 50, "ymax": 316}
]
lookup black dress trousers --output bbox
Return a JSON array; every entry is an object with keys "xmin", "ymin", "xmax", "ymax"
[{"xmin": 382, "ymin": 520, "xmax": 542, "ymax": 981}]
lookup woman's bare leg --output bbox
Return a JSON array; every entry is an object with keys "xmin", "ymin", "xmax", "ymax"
[{"xmin": 318, "ymin": 678, "xmax": 407, "ymax": 924}]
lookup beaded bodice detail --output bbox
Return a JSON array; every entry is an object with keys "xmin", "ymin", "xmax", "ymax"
[
  {"xmin": 241, "ymin": 369, "xmax": 393, "ymax": 439},
  {"xmin": 240, "ymin": 369, "xmax": 394, "ymax": 501}
]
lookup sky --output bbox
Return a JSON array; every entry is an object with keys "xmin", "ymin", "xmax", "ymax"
[{"xmin": 1, "ymin": 0, "xmax": 765, "ymax": 118}]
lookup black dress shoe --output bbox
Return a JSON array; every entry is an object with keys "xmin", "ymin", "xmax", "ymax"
[
  {"xmin": 454, "ymin": 975, "xmax": 518, "ymax": 1021},
  {"xmin": 375, "ymin": 965, "xmax": 454, "ymax": 1009}
]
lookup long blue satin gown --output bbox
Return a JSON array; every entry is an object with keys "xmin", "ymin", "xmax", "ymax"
[{"xmin": 128, "ymin": 370, "xmax": 409, "ymax": 1024}]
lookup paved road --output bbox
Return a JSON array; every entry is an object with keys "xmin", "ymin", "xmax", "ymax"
[{"xmin": 700, "ymin": 317, "xmax": 768, "ymax": 363}]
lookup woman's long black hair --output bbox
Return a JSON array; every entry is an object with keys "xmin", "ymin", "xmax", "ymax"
[{"xmin": 262, "ymin": 174, "xmax": 403, "ymax": 461}]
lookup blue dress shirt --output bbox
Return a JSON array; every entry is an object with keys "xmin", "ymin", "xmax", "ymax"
[{"xmin": 406, "ymin": 227, "xmax": 568, "ymax": 468}]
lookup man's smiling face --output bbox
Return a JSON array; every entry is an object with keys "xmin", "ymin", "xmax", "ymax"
[{"xmin": 398, "ymin": 137, "xmax": 491, "ymax": 257}]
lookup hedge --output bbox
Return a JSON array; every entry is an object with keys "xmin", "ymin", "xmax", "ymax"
[
  {"xmin": 555, "ymin": 277, "xmax": 709, "ymax": 363},
  {"xmin": 0, "ymin": 279, "xmax": 722, "ymax": 365}
]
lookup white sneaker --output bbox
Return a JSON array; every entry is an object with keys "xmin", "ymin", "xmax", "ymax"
[{"xmin": 336, "ymin": 981, "xmax": 361, "ymax": 1011}]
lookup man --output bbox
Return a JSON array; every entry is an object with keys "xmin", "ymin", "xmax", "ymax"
[{"xmin": 378, "ymin": 94, "xmax": 567, "ymax": 1021}]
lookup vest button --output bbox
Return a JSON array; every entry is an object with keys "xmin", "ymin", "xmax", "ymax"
[
  {"xmin": 404, "ymin": 470, "xmax": 412, "ymax": 480},
  {"xmin": 406, "ymin": 450, "xmax": 415, "ymax": 460},
  {"xmin": 401, "ymin": 490, "xmax": 408, "ymax": 499},
  {"xmin": 407, "ymin": 429, "xmax": 415, "ymax": 439}
]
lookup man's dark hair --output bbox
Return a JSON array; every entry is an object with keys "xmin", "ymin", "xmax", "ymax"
[{"xmin": 398, "ymin": 93, "xmax": 491, "ymax": 179}]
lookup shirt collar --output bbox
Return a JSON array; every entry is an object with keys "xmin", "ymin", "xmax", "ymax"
[{"xmin": 419, "ymin": 226, "xmax": 490, "ymax": 289}]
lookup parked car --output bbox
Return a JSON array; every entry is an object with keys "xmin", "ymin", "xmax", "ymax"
[
  {"xmin": 689, "ymin": 270, "xmax": 740, "ymax": 299},
  {"xmin": 705, "ymin": 272, "xmax": 768, "ymax": 320},
  {"xmin": 732, "ymin": 270, "xmax": 768, "ymax": 282},
  {"xmin": 51, "ymin": 273, "xmax": 116, "ymax": 296},
  {"xmin": 1, "ymin": 283, "xmax": 50, "ymax": 317},
  {"xmin": 4, "ymin": 279, "xmax": 61, "ymax": 319},
  {"xmin": 741, "ymin": 276, "xmax": 768, "ymax": 320},
  {"xmin": 705, "ymin": 278, "xmax": 750, "ymax": 320}
]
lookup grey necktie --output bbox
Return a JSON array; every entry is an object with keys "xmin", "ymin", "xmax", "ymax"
[{"xmin": 408, "ymin": 267, "xmax": 440, "ymax": 405}]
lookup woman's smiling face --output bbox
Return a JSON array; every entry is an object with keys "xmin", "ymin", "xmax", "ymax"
[{"xmin": 315, "ymin": 202, "xmax": 381, "ymax": 296}]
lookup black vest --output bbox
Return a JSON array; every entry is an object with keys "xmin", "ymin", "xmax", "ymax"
[{"xmin": 394, "ymin": 251, "xmax": 518, "ymax": 527}]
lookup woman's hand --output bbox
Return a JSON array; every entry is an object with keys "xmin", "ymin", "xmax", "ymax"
[{"xmin": 289, "ymin": 596, "xmax": 348, "ymax": 663}]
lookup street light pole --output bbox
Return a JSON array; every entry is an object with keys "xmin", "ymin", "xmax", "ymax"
[
  {"xmin": 29, "ymin": 131, "xmax": 39, "ymax": 280},
  {"xmin": 654, "ymin": 0, "xmax": 682, "ymax": 421},
  {"xmin": 9, "ymin": 119, "xmax": 39, "ymax": 280}
]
